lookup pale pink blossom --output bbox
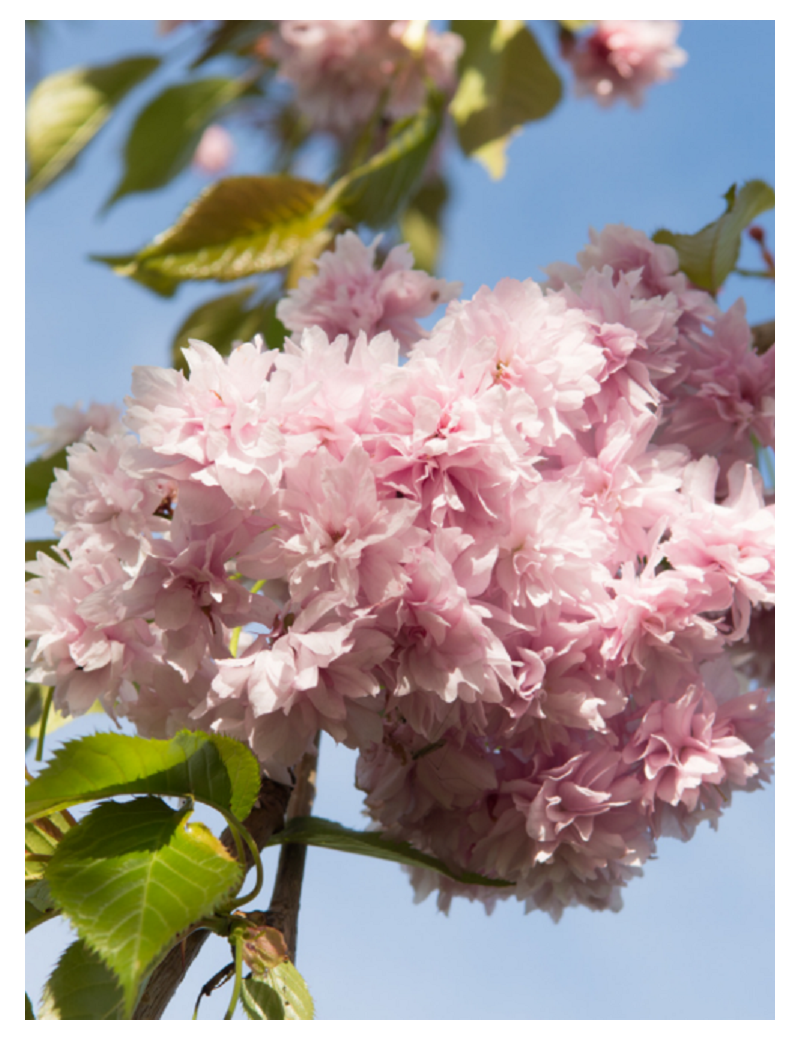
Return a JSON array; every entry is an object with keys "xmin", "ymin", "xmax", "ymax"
[
  {"xmin": 29, "ymin": 401, "xmax": 123, "ymax": 458},
  {"xmin": 277, "ymin": 232, "xmax": 461, "ymax": 352},
  {"xmin": 565, "ymin": 21, "xmax": 687, "ymax": 108},
  {"xmin": 272, "ymin": 21, "xmax": 463, "ymax": 133},
  {"xmin": 192, "ymin": 124, "xmax": 234, "ymax": 175},
  {"xmin": 622, "ymin": 686, "xmax": 757, "ymax": 810}
]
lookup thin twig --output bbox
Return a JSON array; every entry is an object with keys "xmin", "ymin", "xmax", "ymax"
[{"xmin": 132, "ymin": 776, "xmax": 291, "ymax": 1020}]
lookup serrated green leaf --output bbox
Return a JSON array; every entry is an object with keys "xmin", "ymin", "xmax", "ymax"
[
  {"xmin": 26, "ymin": 56, "xmax": 160, "ymax": 201},
  {"xmin": 26, "ymin": 878, "xmax": 60, "ymax": 932},
  {"xmin": 400, "ymin": 174, "xmax": 449, "ymax": 274},
  {"xmin": 333, "ymin": 93, "xmax": 444, "ymax": 229},
  {"xmin": 265, "ymin": 816, "xmax": 513, "ymax": 888},
  {"xmin": 26, "ymin": 804, "xmax": 76, "ymax": 879},
  {"xmin": 25, "ymin": 729, "xmax": 261, "ymax": 823},
  {"xmin": 240, "ymin": 974, "xmax": 287, "ymax": 1019},
  {"xmin": 240, "ymin": 962, "xmax": 314, "ymax": 1020},
  {"xmin": 105, "ymin": 78, "xmax": 251, "ymax": 209},
  {"xmin": 93, "ymin": 175, "xmax": 333, "ymax": 290},
  {"xmin": 39, "ymin": 939, "xmax": 128, "ymax": 1020},
  {"xmin": 450, "ymin": 21, "xmax": 562, "ymax": 177},
  {"xmin": 652, "ymin": 180, "xmax": 776, "ymax": 292},
  {"xmin": 25, "ymin": 448, "xmax": 68, "ymax": 512},
  {"xmin": 46, "ymin": 797, "xmax": 243, "ymax": 1017}
]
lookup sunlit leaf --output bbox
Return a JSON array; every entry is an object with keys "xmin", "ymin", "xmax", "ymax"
[
  {"xmin": 26, "ymin": 803, "xmax": 76, "ymax": 880},
  {"xmin": 25, "ymin": 729, "xmax": 261, "ymax": 823},
  {"xmin": 240, "ymin": 962, "xmax": 314, "ymax": 1020},
  {"xmin": 653, "ymin": 180, "xmax": 776, "ymax": 292},
  {"xmin": 105, "ymin": 78, "xmax": 253, "ymax": 208},
  {"xmin": 240, "ymin": 975, "xmax": 286, "ymax": 1020},
  {"xmin": 46, "ymin": 797, "xmax": 242, "ymax": 1018},
  {"xmin": 25, "ymin": 448, "xmax": 68, "ymax": 512},
  {"xmin": 265, "ymin": 816, "xmax": 513, "ymax": 888},
  {"xmin": 450, "ymin": 21, "xmax": 561, "ymax": 177},
  {"xmin": 93, "ymin": 175, "xmax": 333, "ymax": 290},
  {"xmin": 39, "ymin": 940, "xmax": 126, "ymax": 1020},
  {"xmin": 26, "ymin": 878, "xmax": 60, "ymax": 932},
  {"xmin": 26, "ymin": 56, "xmax": 159, "ymax": 201},
  {"xmin": 400, "ymin": 175, "xmax": 449, "ymax": 274},
  {"xmin": 333, "ymin": 92, "xmax": 444, "ymax": 228}
]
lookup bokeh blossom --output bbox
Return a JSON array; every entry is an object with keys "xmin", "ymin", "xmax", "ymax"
[{"xmin": 564, "ymin": 21, "xmax": 687, "ymax": 107}]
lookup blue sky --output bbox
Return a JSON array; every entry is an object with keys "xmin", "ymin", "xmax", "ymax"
[{"xmin": 25, "ymin": 20, "xmax": 775, "ymax": 1021}]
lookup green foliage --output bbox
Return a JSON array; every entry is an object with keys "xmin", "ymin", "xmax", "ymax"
[
  {"xmin": 401, "ymin": 174, "xmax": 449, "ymax": 274},
  {"xmin": 26, "ymin": 56, "xmax": 160, "ymax": 201},
  {"xmin": 105, "ymin": 78, "xmax": 254, "ymax": 208},
  {"xmin": 450, "ymin": 21, "xmax": 562, "ymax": 178},
  {"xmin": 170, "ymin": 286, "xmax": 287, "ymax": 373},
  {"xmin": 653, "ymin": 180, "xmax": 776, "ymax": 292},
  {"xmin": 240, "ymin": 963, "xmax": 315, "ymax": 1021},
  {"xmin": 26, "ymin": 992, "xmax": 36, "ymax": 1020},
  {"xmin": 39, "ymin": 940, "xmax": 127, "ymax": 1020},
  {"xmin": 189, "ymin": 21, "xmax": 274, "ymax": 69},
  {"xmin": 93, "ymin": 175, "xmax": 333, "ymax": 291},
  {"xmin": 265, "ymin": 816, "xmax": 513, "ymax": 888},
  {"xmin": 334, "ymin": 91, "xmax": 445, "ymax": 228},
  {"xmin": 45, "ymin": 797, "xmax": 243, "ymax": 1017},
  {"xmin": 25, "ymin": 729, "xmax": 262, "ymax": 823},
  {"xmin": 25, "ymin": 448, "xmax": 68, "ymax": 513},
  {"xmin": 25, "ymin": 879, "xmax": 59, "ymax": 933}
]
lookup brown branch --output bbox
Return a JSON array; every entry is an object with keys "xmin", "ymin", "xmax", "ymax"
[
  {"xmin": 752, "ymin": 320, "xmax": 775, "ymax": 355},
  {"xmin": 262, "ymin": 734, "xmax": 320, "ymax": 963},
  {"xmin": 132, "ymin": 776, "xmax": 291, "ymax": 1020}
]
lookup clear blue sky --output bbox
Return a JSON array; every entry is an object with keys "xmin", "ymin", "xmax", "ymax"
[{"xmin": 25, "ymin": 21, "xmax": 775, "ymax": 1021}]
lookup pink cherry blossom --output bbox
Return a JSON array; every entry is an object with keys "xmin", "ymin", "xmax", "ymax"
[
  {"xmin": 277, "ymin": 232, "xmax": 461, "ymax": 352},
  {"xmin": 565, "ymin": 21, "xmax": 687, "ymax": 108}
]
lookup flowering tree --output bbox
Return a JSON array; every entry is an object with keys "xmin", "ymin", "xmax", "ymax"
[{"xmin": 25, "ymin": 20, "xmax": 775, "ymax": 1021}]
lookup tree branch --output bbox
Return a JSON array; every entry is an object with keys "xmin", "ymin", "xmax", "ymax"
[
  {"xmin": 752, "ymin": 319, "xmax": 775, "ymax": 355},
  {"xmin": 132, "ymin": 775, "xmax": 291, "ymax": 1020},
  {"xmin": 263, "ymin": 733, "xmax": 320, "ymax": 963}
]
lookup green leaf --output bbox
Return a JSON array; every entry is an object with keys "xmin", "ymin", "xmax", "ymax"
[
  {"xmin": 169, "ymin": 286, "xmax": 287, "ymax": 372},
  {"xmin": 26, "ymin": 804, "xmax": 76, "ymax": 880},
  {"xmin": 400, "ymin": 174, "xmax": 449, "ymax": 274},
  {"xmin": 93, "ymin": 175, "xmax": 333, "ymax": 290},
  {"xmin": 333, "ymin": 92, "xmax": 445, "ymax": 228},
  {"xmin": 265, "ymin": 816, "xmax": 513, "ymax": 888},
  {"xmin": 26, "ymin": 993, "xmax": 36, "ymax": 1020},
  {"xmin": 25, "ymin": 448, "xmax": 68, "ymax": 512},
  {"xmin": 105, "ymin": 78, "xmax": 252, "ymax": 209},
  {"xmin": 25, "ymin": 729, "xmax": 261, "ymax": 823},
  {"xmin": 240, "ymin": 975, "xmax": 286, "ymax": 1020},
  {"xmin": 190, "ymin": 20, "xmax": 274, "ymax": 68},
  {"xmin": 653, "ymin": 180, "xmax": 776, "ymax": 293},
  {"xmin": 450, "ymin": 21, "xmax": 562, "ymax": 178},
  {"xmin": 39, "ymin": 939, "xmax": 127, "ymax": 1020},
  {"xmin": 45, "ymin": 797, "xmax": 243, "ymax": 1018},
  {"xmin": 26, "ymin": 878, "xmax": 60, "ymax": 932},
  {"xmin": 26, "ymin": 56, "xmax": 160, "ymax": 201},
  {"xmin": 240, "ymin": 963, "xmax": 314, "ymax": 1020}
]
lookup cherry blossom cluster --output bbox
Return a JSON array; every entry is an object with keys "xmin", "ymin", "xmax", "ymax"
[
  {"xmin": 26, "ymin": 225, "xmax": 774, "ymax": 919},
  {"xmin": 267, "ymin": 20, "xmax": 464, "ymax": 134},
  {"xmin": 563, "ymin": 21, "xmax": 687, "ymax": 107}
]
